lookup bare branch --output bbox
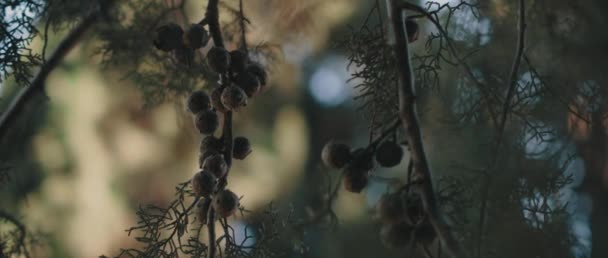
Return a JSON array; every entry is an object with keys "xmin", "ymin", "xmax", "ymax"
[
  {"xmin": 0, "ymin": 1, "xmax": 115, "ymax": 141},
  {"xmin": 206, "ymin": 204, "xmax": 217, "ymax": 258},
  {"xmin": 238, "ymin": 0, "xmax": 248, "ymax": 51},
  {"xmin": 204, "ymin": 1, "xmax": 233, "ymax": 257},
  {"xmin": 399, "ymin": 1, "xmax": 502, "ymax": 128},
  {"xmin": 476, "ymin": 1, "xmax": 526, "ymax": 256},
  {"xmin": 497, "ymin": 0, "xmax": 527, "ymax": 148},
  {"xmin": 388, "ymin": 1, "xmax": 464, "ymax": 257}
]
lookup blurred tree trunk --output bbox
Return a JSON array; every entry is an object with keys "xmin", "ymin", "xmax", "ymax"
[{"xmin": 576, "ymin": 110, "xmax": 608, "ymax": 258}]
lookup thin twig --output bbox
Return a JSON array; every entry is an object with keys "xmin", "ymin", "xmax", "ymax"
[
  {"xmin": 0, "ymin": 1, "xmax": 114, "ymax": 141},
  {"xmin": 206, "ymin": 205, "xmax": 216, "ymax": 258},
  {"xmin": 368, "ymin": 118, "xmax": 401, "ymax": 150},
  {"xmin": 0, "ymin": 210, "xmax": 29, "ymax": 258},
  {"xmin": 476, "ymin": 1, "xmax": 526, "ymax": 256},
  {"xmin": 422, "ymin": 244, "xmax": 434, "ymax": 258},
  {"xmin": 398, "ymin": 1, "xmax": 501, "ymax": 128},
  {"xmin": 496, "ymin": 0, "xmax": 527, "ymax": 149},
  {"xmin": 296, "ymin": 170, "xmax": 342, "ymax": 229},
  {"xmin": 388, "ymin": 1, "xmax": 463, "ymax": 257},
  {"xmin": 238, "ymin": 0, "xmax": 248, "ymax": 51},
  {"xmin": 41, "ymin": 0, "xmax": 54, "ymax": 64},
  {"xmin": 206, "ymin": 0, "xmax": 224, "ymax": 48}
]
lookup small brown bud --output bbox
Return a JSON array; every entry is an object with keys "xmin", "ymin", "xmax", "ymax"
[
  {"xmin": 207, "ymin": 47, "xmax": 231, "ymax": 74},
  {"xmin": 153, "ymin": 23, "xmax": 183, "ymax": 52},
  {"xmin": 233, "ymin": 136, "xmax": 252, "ymax": 160},
  {"xmin": 191, "ymin": 170, "xmax": 217, "ymax": 197},
  {"xmin": 202, "ymin": 154, "xmax": 228, "ymax": 178},
  {"xmin": 187, "ymin": 90, "xmax": 211, "ymax": 114},
  {"xmin": 211, "ymin": 86, "xmax": 228, "ymax": 113},
  {"xmin": 375, "ymin": 141, "xmax": 403, "ymax": 167},
  {"xmin": 221, "ymin": 85, "xmax": 248, "ymax": 111},
  {"xmin": 213, "ymin": 189, "xmax": 239, "ymax": 218},
  {"xmin": 194, "ymin": 110, "xmax": 219, "ymax": 135},
  {"xmin": 183, "ymin": 24, "xmax": 209, "ymax": 49},
  {"xmin": 234, "ymin": 72, "xmax": 261, "ymax": 98},
  {"xmin": 321, "ymin": 141, "xmax": 352, "ymax": 169}
]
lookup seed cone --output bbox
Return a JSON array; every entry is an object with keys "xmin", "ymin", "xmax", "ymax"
[
  {"xmin": 202, "ymin": 154, "xmax": 228, "ymax": 178},
  {"xmin": 207, "ymin": 47, "xmax": 231, "ymax": 74},
  {"xmin": 221, "ymin": 85, "xmax": 248, "ymax": 111},
  {"xmin": 233, "ymin": 136, "xmax": 252, "ymax": 160},
  {"xmin": 230, "ymin": 49, "xmax": 249, "ymax": 73},
  {"xmin": 234, "ymin": 72, "xmax": 260, "ymax": 98},
  {"xmin": 199, "ymin": 150, "xmax": 220, "ymax": 169},
  {"xmin": 213, "ymin": 189, "xmax": 239, "ymax": 218},
  {"xmin": 375, "ymin": 141, "xmax": 403, "ymax": 167},
  {"xmin": 200, "ymin": 136, "xmax": 223, "ymax": 154},
  {"xmin": 194, "ymin": 110, "xmax": 219, "ymax": 135},
  {"xmin": 246, "ymin": 62, "xmax": 268, "ymax": 87},
  {"xmin": 153, "ymin": 23, "xmax": 183, "ymax": 52},
  {"xmin": 184, "ymin": 24, "xmax": 209, "ymax": 49},
  {"xmin": 321, "ymin": 141, "xmax": 352, "ymax": 169},
  {"xmin": 199, "ymin": 136, "xmax": 223, "ymax": 168},
  {"xmin": 191, "ymin": 170, "xmax": 217, "ymax": 197},
  {"xmin": 187, "ymin": 90, "xmax": 211, "ymax": 114},
  {"xmin": 211, "ymin": 86, "xmax": 228, "ymax": 113}
]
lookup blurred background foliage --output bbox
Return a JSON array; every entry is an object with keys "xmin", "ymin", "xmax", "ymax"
[{"xmin": 0, "ymin": 0, "xmax": 607, "ymax": 257}]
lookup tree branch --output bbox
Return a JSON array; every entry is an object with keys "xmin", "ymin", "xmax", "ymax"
[
  {"xmin": 238, "ymin": 0, "xmax": 248, "ymax": 51},
  {"xmin": 387, "ymin": 1, "xmax": 463, "ymax": 257},
  {"xmin": 398, "ymin": 1, "xmax": 501, "ymax": 128},
  {"xmin": 0, "ymin": 210, "xmax": 28, "ymax": 257},
  {"xmin": 204, "ymin": 0, "xmax": 231, "ymax": 257},
  {"xmin": 206, "ymin": 0, "xmax": 233, "ymax": 177},
  {"xmin": 206, "ymin": 204, "xmax": 217, "ymax": 258},
  {"xmin": 476, "ymin": 1, "xmax": 526, "ymax": 256},
  {"xmin": 0, "ymin": 2, "xmax": 112, "ymax": 141},
  {"xmin": 496, "ymin": 0, "xmax": 527, "ymax": 147},
  {"xmin": 206, "ymin": 0, "xmax": 224, "ymax": 48}
]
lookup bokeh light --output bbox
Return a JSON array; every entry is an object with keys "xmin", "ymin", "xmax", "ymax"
[{"xmin": 308, "ymin": 56, "xmax": 352, "ymax": 107}]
